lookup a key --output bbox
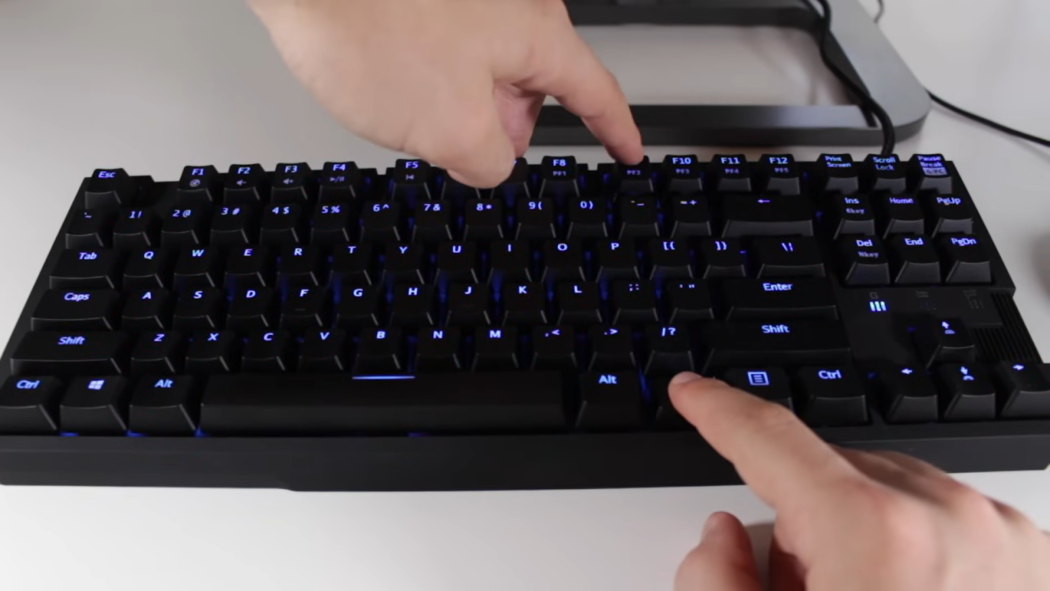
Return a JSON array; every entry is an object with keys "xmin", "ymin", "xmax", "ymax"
[
  {"xmin": 281, "ymin": 286, "xmax": 329, "ymax": 329},
  {"xmin": 173, "ymin": 247, "xmax": 222, "ymax": 291},
  {"xmin": 721, "ymin": 195, "xmax": 813, "ymax": 237},
  {"xmin": 616, "ymin": 197, "xmax": 659, "ymax": 238},
  {"xmin": 501, "ymin": 283, "xmax": 547, "ymax": 324},
  {"xmin": 595, "ymin": 240, "xmax": 640, "ymax": 280},
  {"xmin": 723, "ymin": 367, "xmax": 794, "ymax": 409},
  {"xmin": 416, "ymin": 327, "xmax": 463, "ymax": 372},
  {"xmin": 816, "ymin": 154, "xmax": 859, "ymax": 194},
  {"xmin": 390, "ymin": 159, "xmax": 432, "ymax": 200},
  {"xmin": 879, "ymin": 365, "xmax": 939, "ymax": 424},
  {"xmin": 312, "ymin": 203, "xmax": 352, "ymax": 244},
  {"xmin": 587, "ymin": 326, "xmax": 635, "ymax": 371},
  {"xmin": 565, "ymin": 197, "xmax": 608, "ymax": 238},
  {"xmin": 224, "ymin": 245, "xmax": 273, "ymax": 290},
  {"xmin": 712, "ymin": 155, "xmax": 752, "ymax": 192},
  {"xmin": 50, "ymin": 249, "xmax": 120, "ymax": 289},
  {"xmin": 335, "ymin": 285, "xmax": 383, "ymax": 328},
  {"xmin": 128, "ymin": 375, "xmax": 200, "ymax": 435},
  {"xmin": 161, "ymin": 206, "xmax": 208, "ymax": 247},
  {"xmin": 121, "ymin": 289, "xmax": 174, "ymax": 331},
  {"xmin": 910, "ymin": 154, "xmax": 953, "ymax": 193},
  {"xmin": 515, "ymin": 198, "xmax": 557, "ymax": 239},
  {"xmin": 936, "ymin": 363, "xmax": 995, "ymax": 421},
  {"xmin": 651, "ymin": 376, "xmax": 689, "ymax": 430},
  {"xmin": 576, "ymin": 372, "xmax": 643, "ymax": 430},
  {"xmin": 752, "ymin": 237, "xmax": 825, "ymax": 278},
  {"xmin": 877, "ymin": 195, "xmax": 925, "ymax": 236},
  {"xmin": 542, "ymin": 241, "xmax": 586, "ymax": 283},
  {"xmin": 359, "ymin": 201, "xmax": 404, "ymax": 242},
  {"xmin": 473, "ymin": 326, "xmax": 519, "ymax": 371},
  {"xmin": 667, "ymin": 281, "xmax": 714, "ymax": 322},
  {"xmin": 864, "ymin": 154, "xmax": 907, "ymax": 193},
  {"xmin": 112, "ymin": 208, "xmax": 158, "ymax": 249},
  {"xmin": 259, "ymin": 203, "xmax": 305, "ymax": 245},
  {"xmin": 995, "ymin": 362, "xmax": 1050, "ymax": 419},
  {"xmin": 531, "ymin": 326, "xmax": 577, "ymax": 370},
  {"xmin": 796, "ymin": 366, "xmax": 868, "ymax": 426},
  {"xmin": 838, "ymin": 236, "xmax": 891, "ymax": 286},
  {"xmin": 435, "ymin": 242, "xmax": 480, "ymax": 285},
  {"xmin": 318, "ymin": 161, "xmax": 360, "ymax": 201},
  {"xmin": 722, "ymin": 279, "xmax": 838, "ymax": 320},
  {"xmin": 329, "ymin": 244, "xmax": 374, "ymax": 287},
  {"xmin": 556, "ymin": 282, "xmax": 602, "ymax": 324},
  {"xmin": 446, "ymin": 283, "xmax": 491, "ymax": 326},
  {"xmin": 177, "ymin": 165, "xmax": 220, "ymax": 206},
  {"xmin": 210, "ymin": 205, "xmax": 256, "ymax": 246},
  {"xmin": 697, "ymin": 238, "xmax": 746, "ymax": 278},
  {"xmin": 829, "ymin": 194, "xmax": 876, "ymax": 238},
  {"xmin": 241, "ymin": 330, "xmax": 294, "ymax": 372},
  {"xmin": 60, "ymin": 376, "xmax": 131, "ymax": 435},
  {"xmin": 172, "ymin": 288, "xmax": 225, "ymax": 330},
  {"xmin": 413, "ymin": 200, "xmax": 454, "ymax": 242},
  {"xmin": 699, "ymin": 321, "xmax": 851, "ymax": 372},
  {"xmin": 493, "ymin": 157, "xmax": 531, "ymax": 200},
  {"xmin": 226, "ymin": 287, "xmax": 278, "ymax": 330},
  {"xmin": 11, "ymin": 332, "xmax": 130, "ymax": 376},
  {"xmin": 224, "ymin": 163, "xmax": 268, "ymax": 205},
  {"xmin": 123, "ymin": 248, "xmax": 174, "ymax": 290},
  {"xmin": 648, "ymin": 239, "xmax": 692, "ymax": 280},
  {"xmin": 644, "ymin": 324, "xmax": 694, "ymax": 375},
  {"xmin": 272, "ymin": 162, "xmax": 315, "ymax": 203},
  {"xmin": 84, "ymin": 168, "xmax": 138, "ymax": 209},
  {"xmin": 889, "ymin": 235, "xmax": 941, "ymax": 285},
  {"xmin": 489, "ymin": 240, "xmax": 533, "ymax": 283},
  {"xmin": 539, "ymin": 156, "xmax": 579, "ymax": 197},
  {"xmin": 32, "ymin": 288, "xmax": 120, "ymax": 330},
  {"xmin": 353, "ymin": 327, "xmax": 405, "ymax": 374},
  {"xmin": 0, "ymin": 376, "xmax": 64, "ymax": 434},
  {"xmin": 382, "ymin": 243, "xmax": 427, "ymax": 285},
  {"xmin": 667, "ymin": 196, "xmax": 712, "ymax": 238},
  {"xmin": 185, "ymin": 330, "xmax": 239, "ymax": 374},
  {"xmin": 612, "ymin": 281, "xmax": 659, "ymax": 323},
  {"xmin": 615, "ymin": 156, "xmax": 653, "ymax": 195},
  {"xmin": 278, "ymin": 245, "xmax": 323, "ymax": 289},
  {"xmin": 130, "ymin": 331, "xmax": 185, "ymax": 375},
  {"xmin": 389, "ymin": 284, "xmax": 436, "ymax": 326},
  {"xmin": 661, "ymin": 154, "xmax": 703, "ymax": 194},
  {"xmin": 298, "ymin": 329, "xmax": 348, "ymax": 372},
  {"xmin": 757, "ymin": 154, "xmax": 801, "ymax": 195},
  {"xmin": 463, "ymin": 199, "xmax": 505, "ymax": 241},
  {"xmin": 65, "ymin": 209, "xmax": 113, "ymax": 249},
  {"xmin": 925, "ymin": 195, "xmax": 973, "ymax": 235},
  {"xmin": 915, "ymin": 318, "xmax": 975, "ymax": 368},
  {"xmin": 939, "ymin": 235, "xmax": 992, "ymax": 284}
]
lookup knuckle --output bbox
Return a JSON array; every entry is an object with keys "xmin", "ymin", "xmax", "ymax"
[{"xmin": 749, "ymin": 401, "xmax": 801, "ymax": 434}]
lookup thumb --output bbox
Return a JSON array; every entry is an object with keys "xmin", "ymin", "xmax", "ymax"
[
  {"xmin": 422, "ymin": 94, "xmax": 517, "ymax": 189},
  {"xmin": 675, "ymin": 512, "xmax": 762, "ymax": 591}
]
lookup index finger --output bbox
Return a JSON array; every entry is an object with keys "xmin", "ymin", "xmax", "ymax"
[{"xmin": 669, "ymin": 372, "xmax": 860, "ymax": 513}]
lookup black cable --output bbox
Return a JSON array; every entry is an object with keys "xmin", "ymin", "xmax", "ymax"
[{"xmin": 808, "ymin": 0, "xmax": 896, "ymax": 156}]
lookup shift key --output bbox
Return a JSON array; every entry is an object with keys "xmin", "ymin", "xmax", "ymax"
[
  {"xmin": 700, "ymin": 321, "xmax": 850, "ymax": 372},
  {"xmin": 12, "ymin": 332, "xmax": 130, "ymax": 376}
]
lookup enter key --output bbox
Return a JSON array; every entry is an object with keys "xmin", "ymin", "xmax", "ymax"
[{"xmin": 721, "ymin": 278, "xmax": 838, "ymax": 320}]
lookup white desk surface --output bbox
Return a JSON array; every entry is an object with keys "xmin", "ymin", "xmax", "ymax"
[{"xmin": 1, "ymin": 0, "xmax": 1048, "ymax": 589}]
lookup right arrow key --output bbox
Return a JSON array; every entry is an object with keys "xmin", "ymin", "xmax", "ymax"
[{"xmin": 995, "ymin": 362, "xmax": 1050, "ymax": 419}]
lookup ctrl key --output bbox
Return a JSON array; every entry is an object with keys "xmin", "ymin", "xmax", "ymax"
[
  {"xmin": 129, "ymin": 376, "xmax": 200, "ymax": 435},
  {"xmin": 796, "ymin": 366, "xmax": 868, "ymax": 426},
  {"xmin": 0, "ymin": 376, "xmax": 63, "ymax": 434}
]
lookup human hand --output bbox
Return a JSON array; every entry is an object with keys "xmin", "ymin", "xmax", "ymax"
[
  {"xmin": 668, "ymin": 372, "xmax": 1050, "ymax": 591},
  {"xmin": 248, "ymin": 0, "xmax": 643, "ymax": 188}
]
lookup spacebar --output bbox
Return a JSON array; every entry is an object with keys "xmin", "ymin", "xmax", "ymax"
[{"xmin": 200, "ymin": 372, "xmax": 567, "ymax": 434}]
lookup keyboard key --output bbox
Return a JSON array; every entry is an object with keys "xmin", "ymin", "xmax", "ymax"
[
  {"xmin": 308, "ymin": 203, "xmax": 353, "ymax": 245},
  {"xmin": 539, "ymin": 156, "xmax": 579, "ymax": 197},
  {"xmin": 277, "ymin": 245, "xmax": 324, "ymax": 289},
  {"xmin": 226, "ymin": 287, "xmax": 278, "ymax": 330},
  {"xmin": 389, "ymin": 284, "xmax": 436, "ymax": 326},
  {"xmin": 65, "ymin": 209, "xmax": 113, "ymax": 249},
  {"xmin": 939, "ymin": 235, "xmax": 991, "ymax": 284},
  {"xmin": 816, "ymin": 154, "xmax": 859, "ymax": 193},
  {"xmin": 435, "ymin": 242, "xmax": 480, "ymax": 285},
  {"xmin": 910, "ymin": 154, "xmax": 953, "ymax": 193},
  {"xmin": 60, "ymin": 376, "xmax": 131, "ymax": 435},
  {"xmin": 915, "ymin": 318, "xmax": 975, "ymax": 368},
  {"xmin": 259, "ymin": 203, "xmax": 305, "ymax": 245},
  {"xmin": 360, "ymin": 201, "xmax": 404, "ymax": 242},
  {"xmin": 651, "ymin": 376, "xmax": 689, "ymax": 430},
  {"xmin": 829, "ymin": 194, "xmax": 876, "ymax": 238},
  {"xmin": 995, "ymin": 362, "xmax": 1050, "ymax": 419},
  {"xmin": 542, "ymin": 241, "xmax": 586, "ymax": 283},
  {"xmin": 161, "ymin": 207, "xmax": 208, "ymax": 247},
  {"xmin": 354, "ymin": 327, "xmax": 404, "ymax": 374},
  {"xmin": 757, "ymin": 154, "xmax": 800, "ymax": 195},
  {"xmin": 502, "ymin": 283, "xmax": 547, "ymax": 324},
  {"xmin": 413, "ymin": 200, "xmax": 454, "ymax": 242},
  {"xmin": 416, "ymin": 327, "xmax": 463, "ymax": 372},
  {"xmin": 587, "ymin": 326, "xmax": 635, "ymax": 371},
  {"xmin": 612, "ymin": 281, "xmax": 659, "ymax": 324},
  {"xmin": 272, "ymin": 162, "xmax": 315, "ymax": 203},
  {"xmin": 531, "ymin": 326, "xmax": 577, "ymax": 370},
  {"xmin": 200, "ymin": 372, "xmax": 565, "ymax": 434},
  {"xmin": 877, "ymin": 195, "xmax": 925, "ymax": 236},
  {"xmin": 515, "ymin": 199, "xmax": 557, "ymax": 239},
  {"xmin": 721, "ymin": 195, "xmax": 813, "ymax": 237},
  {"xmin": 864, "ymin": 154, "xmax": 907, "ymax": 193},
  {"xmin": 752, "ymin": 236, "xmax": 825, "ymax": 278},
  {"xmin": 712, "ymin": 155, "xmax": 752, "ymax": 192},
  {"xmin": 123, "ymin": 248, "xmax": 174, "ymax": 290},
  {"xmin": 335, "ymin": 285, "xmax": 383, "ymax": 328},
  {"xmin": 210, "ymin": 205, "xmax": 256, "ymax": 246},
  {"xmin": 172, "ymin": 288, "xmax": 225, "ymax": 330},
  {"xmin": 888, "ymin": 235, "xmax": 940, "ymax": 285},
  {"xmin": 318, "ymin": 161, "xmax": 360, "ymax": 201},
  {"xmin": 185, "ymin": 330, "xmax": 238, "ymax": 374},
  {"xmin": 925, "ymin": 195, "xmax": 973, "ymax": 235},
  {"xmin": 441, "ymin": 176, "xmax": 482, "ymax": 201},
  {"xmin": 463, "ymin": 199, "xmax": 505, "ymax": 241},
  {"xmin": 699, "ymin": 321, "xmax": 850, "ymax": 372},
  {"xmin": 85, "ymin": 168, "xmax": 137, "ymax": 209},
  {"xmin": 298, "ymin": 328, "xmax": 348, "ymax": 372},
  {"xmin": 11, "ymin": 331, "xmax": 130, "ymax": 376},
  {"xmin": 173, "ymin": 246, "xmax": 222, "ymax": 291},
  {"xmin": 32, "ymin": 288, "xmax": 120, "ymax": 331},
  {"xmin": 473, "ymin": 326, "xmax": 519, "ymax": 370},
  {"xmin": 595, "ymin": 240, "xmax": 640, "ymax": 280},
  {"xmin": 0, "ymin": 376, "xmax": 63, "ymax": 434},
  {"xmin": 838, "ymin": 236, "xmax": 890, "ymax": 286},
  {"xmin": 796, "ymin": 366, "xmax": 868, "ymax": 426},
  {"xmin": 554, "ymin": 282, "xmax": 602, "ymax": 324},
  {"xmin": 50, "ymin": 249, "xmax": 120, "ymax": 289},
  {"xmin": 576, "ymin": 372, "xmax": 643, "ymax": 430},
  {"xmin": 667, "ymin": 196, "xmax": 712, "ymax": 238},
  {"xmin": 329, "ymin": 243, "xmax": 373, "ymax": 287},
  {"xmin": 566, "ymin": 197, "xmax": 609, "ymax": 239},
  {"xmin": 112, "ymin": 208, "xmax": 159, "ymax": 249},
  {"xmin": 648, "ymin": 239, "xmax": 692, "ymax": 280},
  {"xmin": 129, "ymin": 375, "xmax": 199, "ymax": 435},
  {"xmin": 667, "ymin": 281, "xmax": 714, "ymax": 322},
  {"xmin": 661, "ymin": 154, "xmax": 703, "ymax": 194},
  {"xmin": 617, "ymin": 197, "xmax": 659, "ymax": 238},
  {"xmin": 177, "ymin": 165, "xmax": 220, "ymax": 205},
  {"xmin": 382, "ymin": 243, "xmax": 427, "ymax": 285},
  {"xmin": 878, "ymin": 366, "xmax": 939, "ymax": 424},
  {"xmin": 936, "ymin": 363, "xmax": 995, "ymax": 421},
  {"xmin": 722, "ymin": 367, "xmax": 793, "ymax": 409},
  {"xmin": 489, "ymin": 240, "xmax": 533, "ymax": 283},
  {"xmin": 644, "ymin": 324, "xmax": 694, "ymax": 374},
  {"xmin": 223, "ymin": 164, "xmax": 268, "ymax": 205},
  {"xmin": 390, "ymin": 159, "xmax": 432, "ymax": 200},
  {"xmin": 224, "ymin": 245, "xmax": 273, "ymax": 290},
  {"xmin": 721, "ymin": 279, "xmax": 838, "ymax": 320},
  {"xmin": 446, "ymin": 283, "xmax": 491, "ymax": 326},
  {"xmin": 122, "ymin": 289, "xmax": 174, "ymax": 331},
  {"xmin": 615, "ymin": 156, "xmax": 653, "ymax": 195},
  {"xmin": 281, "ymin": 286, "xmax": 329, "ymax": 330},
  {"xmin": 697, "ymin": 238, "xmax": 745, "ymax": 278},
  {"xmin": 241, "ymin": 330, "xmax": 294, "ymax": 372},
  {"xmin": 130, "ymin": 331, "xmax": 185, "ymax": 375}
]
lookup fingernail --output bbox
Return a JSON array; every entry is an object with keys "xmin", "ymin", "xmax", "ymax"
[
  {"xmin": 670, "ymin": 372, "xmax": 704, "ymax": 387},
  {"xmin": 702, "ymin": 512, "xmax": 728, "ymax": 540}
]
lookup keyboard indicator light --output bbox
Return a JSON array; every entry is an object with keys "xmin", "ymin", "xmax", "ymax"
[
  {"xmin": 353, "ymin": 375, "xmax": 415, "ymax": 381},
  {"xmin": 869, "ymin": 300, "xmax": 888, "ymax": 312},
  {"xmin": 747, "ymin": 371, "xmax": 770, "ymax": 386}
]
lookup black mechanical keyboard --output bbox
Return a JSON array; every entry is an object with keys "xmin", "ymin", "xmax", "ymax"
[{"xmin": 2, "ymin": 154, "xmax": 1049, "ymax": 491}]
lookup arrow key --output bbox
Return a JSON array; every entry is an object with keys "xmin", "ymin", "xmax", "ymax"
[
  {"xmin": 936, "ymin": 363, "xmax": 995, "ymax": 421},
  {"xmin": 915, "ymin": 317, "xmax": 974, "ymax": 368}
]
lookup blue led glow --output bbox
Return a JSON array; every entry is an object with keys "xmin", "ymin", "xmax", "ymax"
[
  {"xmin": 818, "ymin": 369, "xmax": 843, "ymax": 380},
  {"xmin": 353, "ymin": 375, "xmax": 416, "ymax": 381},
  {"xmin": 747, "ymin": 371, "xmax": 769, "ymax": 386},
  {"xmin": 869, "ymin": 300, "xmax": 888, "ymax": 312},
  {"xmin": 1013, "ymin": 364, "xmax": 1025, "ymax": 371}
]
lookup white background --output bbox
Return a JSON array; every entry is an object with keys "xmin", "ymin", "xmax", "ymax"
[{"xmin": 1, "ymin": 0, "xmax": 1049, "ymax": 589}]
